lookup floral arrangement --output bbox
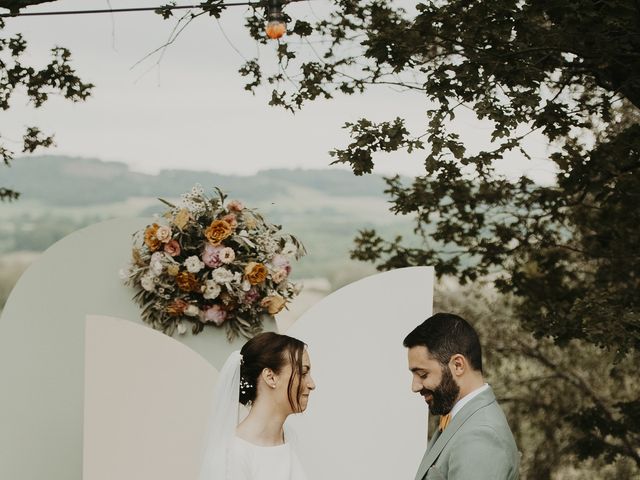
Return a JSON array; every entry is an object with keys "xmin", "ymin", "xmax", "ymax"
[{"xmin": 121, "ymin": 185, "xmax": 305, "ymax": 339}]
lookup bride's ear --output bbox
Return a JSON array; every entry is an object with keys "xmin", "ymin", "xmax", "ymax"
[{"xmin": 261, "ymin": 368, "xmax": 278, "ymax": 389}]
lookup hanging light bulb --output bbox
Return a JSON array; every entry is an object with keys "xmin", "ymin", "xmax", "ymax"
[{"xmin": 265, "ymin": 0, "xmax": 286, "ymax": 40}]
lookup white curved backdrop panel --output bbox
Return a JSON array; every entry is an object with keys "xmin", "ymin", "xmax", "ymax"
[
  {"xmin": 0, "ymin": 215, "xmax": 433, "ymax": 480},
  {"xmin": 0, "ymin": 218, "xmax": 275, "ymax": 480},
  {"xmin": 286, "ymin": 266, "xmax": 434, "ymax": 480},
  {"xmin": 83, "ymin": 315, "xmax": 217, "ymax": 480}
]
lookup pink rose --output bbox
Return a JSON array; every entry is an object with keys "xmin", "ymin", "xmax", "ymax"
[
  {"xmin": 164, "ymin": 239, "xmax": 181, "ymax": 257},
  {"xmin": 244, "ymin": 287, "xmax": 260, "ymax": 304},
  {"xmin": 271, "ymin": 254, "xmax": 291, "ymax": 274},
  {"xmin": 221, "ymin": 213, "xmax": 238, "ymax": 229},
  {"xmin": 202, "ymin": 244, "xmax": 223, "ymax": 268},
  {"xmin": 203, "ymin": 304, "xmax": 227, "ymax": 326},
  {"xmin": 227, "ymin": 200, "xmax": 244, "ymax": 212},
  {"xmin": 272, "ymin": 268, "xmax": 288, "ymax": 284}
]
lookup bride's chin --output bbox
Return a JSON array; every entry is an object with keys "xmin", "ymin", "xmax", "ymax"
[{"xmin": 297, "ymin": 398, "xmax": 309, "ymax": 412}]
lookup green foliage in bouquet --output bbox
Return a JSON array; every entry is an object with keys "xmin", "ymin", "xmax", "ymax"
[{"xmin": 123, "ymin": 186, "xmax": 305, "ymax": 340}]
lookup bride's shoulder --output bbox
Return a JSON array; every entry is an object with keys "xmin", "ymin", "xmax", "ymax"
[{"xmin": 227, "ymin": 437, "xmax": 254, "ymax": 477}]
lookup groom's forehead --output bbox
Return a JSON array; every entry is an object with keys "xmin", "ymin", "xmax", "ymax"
[{"xmin": 407, "ymin": 345, "xmax": 439, "ymax": 367}]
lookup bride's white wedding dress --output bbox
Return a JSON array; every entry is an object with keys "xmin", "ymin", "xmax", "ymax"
[{"xmin": 227, "ymin": 436, "xmax": 308, "ymax": 480}]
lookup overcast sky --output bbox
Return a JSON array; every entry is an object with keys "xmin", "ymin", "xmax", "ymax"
[{"xmin": 1, "ymin": 0, "xmax": 557, "ymax": 182}]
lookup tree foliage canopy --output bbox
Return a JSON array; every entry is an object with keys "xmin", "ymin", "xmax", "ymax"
[
  {"xmin": 232, "ymin": 0, "xmax": 640, "ymax": 468},
  {"xmin": 0, "ymin": 9, "xmax": 92, "ymax": 201},
  {"xmin": 229, "ymin": 0, "xmax": 640, "ymax": 358}
]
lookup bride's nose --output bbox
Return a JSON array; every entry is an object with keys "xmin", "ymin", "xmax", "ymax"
[{"xmin": 307, "ymin": 375, "xmax": 316, "ymax": 390}]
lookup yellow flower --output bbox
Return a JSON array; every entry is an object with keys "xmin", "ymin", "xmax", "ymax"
[
  {"xmin": 173, "ymin": 209, "xmax": 191, "ymax": 230},
  {"xmin": 243, "ymin": 212, "xmax": 258, "ymax": 230},
  {"xmin": 167, "ymin": 264, "xmax": 180, "ymax": 276},
  {"xmin": 205, "ymin": 220, "xmax": 233, "ymax": 244},
  {"xmin": 132, "ymin": 248, "xmax": 144, "ymax": 267},
  {"xmin": 260, "ymin": 295, "xmax": 287, "ymax": 315},
  {"xmin": 245, "ymin": 262, "xmax": 268, "ymax": 285}
]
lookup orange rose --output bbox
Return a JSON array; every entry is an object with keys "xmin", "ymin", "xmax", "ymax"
[
  {"xmin": 260, "ymin": 295, "xmax": 287, "ymax": 315},
  {"xmin": 166, "ymin": 298, "xmax": 188, "ymax": 316},
  {"xmin": 204, "ymin": 220, "xmax": 233, "ymax": 244},
  {"xmin": 144, "ymin": 224, "xmax": 161, "ymax": 251},
  {"xmin": 244, "ymin": 262, "xmax": 268, "ymax": 285},
  {"xmin": 176, "ymin": 271, "xmax": 200, "ymax": 292}
]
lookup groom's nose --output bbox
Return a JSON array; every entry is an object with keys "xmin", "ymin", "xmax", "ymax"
[{"xmin": 411, "ymin": 376, "xmax": 423, "ymax": 393}]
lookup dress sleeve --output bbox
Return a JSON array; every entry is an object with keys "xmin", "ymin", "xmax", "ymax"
[{"xmin": 227, "ymin": 442, "xmax": 253, "ymax": 480}]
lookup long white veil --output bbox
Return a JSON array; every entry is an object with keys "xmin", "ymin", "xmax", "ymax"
[{"xmin": 198, "ymin": 350, "xmax": 242, "ymax": 480}]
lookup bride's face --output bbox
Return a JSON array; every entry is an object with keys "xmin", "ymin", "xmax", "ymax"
[
  {"xmin": 294, "ymin": 350, "xmax": 315, "ymax": 412},
  {"xmin": 272, "ymin": 349, "xmax": 315, "ymax": 414}
]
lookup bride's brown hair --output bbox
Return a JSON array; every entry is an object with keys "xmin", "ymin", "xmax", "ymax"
[{"xmin": 239, "ymin": 332, "xmax": 306, "ymax": 411}]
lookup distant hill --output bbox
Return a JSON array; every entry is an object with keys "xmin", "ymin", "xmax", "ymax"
[
  {"xmin": 3, "ymin": 155, "xmax": 392, "ymax": 206},
  {"xmin": 0, "ymin": 156, "xmax": 417, "ymax": 282}
]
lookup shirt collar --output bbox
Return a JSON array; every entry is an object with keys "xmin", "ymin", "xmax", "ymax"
[{"xmin": 450, "ymin": 383, "xmax": 489, "ymax": 419}]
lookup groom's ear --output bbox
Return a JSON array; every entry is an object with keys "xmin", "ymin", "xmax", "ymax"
[{"xmin": 449, "ymin": 354, "xmax": 467, "ymax": 377}]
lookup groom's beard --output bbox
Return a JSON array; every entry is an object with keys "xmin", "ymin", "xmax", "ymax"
[{"xmin": 420, "ymin": 366, "xmax": 460, "ymax": 416}]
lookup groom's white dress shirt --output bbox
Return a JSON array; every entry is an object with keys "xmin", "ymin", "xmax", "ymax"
[{"xmin": 450, "ymin": 383, "xmax": 490, "ymax": 419}]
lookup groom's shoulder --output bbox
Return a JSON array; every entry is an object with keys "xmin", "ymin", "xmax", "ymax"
[
  {"xmin": 476, "ymin": 397, "xmax": 511, "ymax": 425},
  {"xmin": 454, "ymin": 400, "xmax": 518, "ymax": 451}
]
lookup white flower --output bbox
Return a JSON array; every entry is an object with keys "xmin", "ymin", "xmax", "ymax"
[
  {"xmin": 150, "ymin": 260, "xmax": 164, "ymax": 276},
  {"xmin": 264, "ymin": 238, "xmax": 279, "ymax": 255},
  {"xmin": 149, "ymin": 252, "xmax": 165, "ymax": 275},
  {"xmin": 219, "ymin": 247, "xmax": 236, "ymax": 264},
  {"xmin": 150, "ymin": 251, "xmax": 165, "ymax": 263},
  {"xmin": 119, "ymin": 265, "xmax": 133, "ymax": 280},
  {"xmin": 184, "ymin": 305, "xmax": 200, "ymax": 317},
  {"xmin": 177, "ymin": 322, "xmax": 187, "ymax": 335},
  {"xmin": 155, "ymin": 225, "xmax": 172, "ymax": 243},
  {"xmin": 211, "ymin": 267, "xmax": 235, "ymax": 285},
  {"xmin": 140, "ymin": 274, "xmax": 156, "ymax": 292},
  {"xmin": 184, "ymin": 255, "xmax": 205, "ymax": 273},
  {"xmin": 241, "ymin": 279, "xmax": 252, "ymax": 291},
  {"xmin": 203, "ymin": 280, "xmax": 222, "ymax": 300}
]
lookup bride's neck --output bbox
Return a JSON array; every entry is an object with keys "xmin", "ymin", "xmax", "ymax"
[{"xmin": 236, "ymin": 399, "xmax": 288, "ymax": 446}]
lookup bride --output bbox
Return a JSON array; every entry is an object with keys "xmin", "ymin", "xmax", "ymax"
[{"xmin": 199, "ymin": 332, "xmax": 316, "ymax": 480}]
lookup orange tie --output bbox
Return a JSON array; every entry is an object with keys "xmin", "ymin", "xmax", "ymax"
[{"xmin": 438, "ymin": 413, "xmax": 451, "ymax": 432}]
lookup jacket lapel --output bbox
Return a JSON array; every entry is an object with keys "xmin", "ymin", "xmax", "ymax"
[
  {"xmin": 414, "ymin": 429, "xmax": 440, "ymax": 480},
  {"xmin": 414, "ymin": 387, "xmax": 497, "ymax": 480}
]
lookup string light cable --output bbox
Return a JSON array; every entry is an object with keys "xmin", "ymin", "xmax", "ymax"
[{"xmin": 0, "ymin": 1, "xmax": 304, "ymax": 18}]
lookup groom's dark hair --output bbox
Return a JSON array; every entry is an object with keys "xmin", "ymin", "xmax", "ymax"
[{"xmin": 403, "ymin": 313, "xmax": 483, "ymax": 373}]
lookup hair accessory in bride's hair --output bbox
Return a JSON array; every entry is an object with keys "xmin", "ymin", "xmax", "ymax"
[{"xmin": 240, "ymin": 377, "xmax": 253, "ymax": 396}]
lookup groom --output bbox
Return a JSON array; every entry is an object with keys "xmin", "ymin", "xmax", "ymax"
[{"xmin": 405, "ymin": 313, "xmax": 519, "ymax": 479}]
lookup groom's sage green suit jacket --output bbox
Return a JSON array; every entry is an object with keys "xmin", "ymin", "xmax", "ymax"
[{"xmin": 415, "ymin": 386, "xmax": 519, "ymax": 480}]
